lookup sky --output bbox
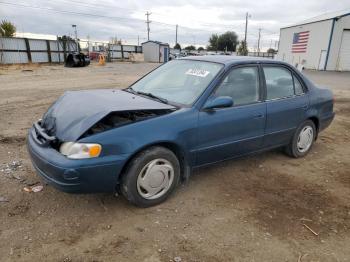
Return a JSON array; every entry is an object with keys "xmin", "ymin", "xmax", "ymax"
[{"xmin": 1, "ymin": 0, "xmax": 349, "ymax": 50}]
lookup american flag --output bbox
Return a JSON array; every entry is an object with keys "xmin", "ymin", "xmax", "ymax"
[{"xmin": 292, "ymin": 31, "xmax": 309, "ymax": 53}]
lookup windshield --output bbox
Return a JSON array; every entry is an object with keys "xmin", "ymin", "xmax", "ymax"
[{"xmin": 130, "ymin": 60, "xmax": 223, "ymax": 105}]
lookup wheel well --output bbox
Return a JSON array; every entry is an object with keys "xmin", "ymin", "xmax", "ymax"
[
  {"xmin": 117, "ymin": 142, "xmax": 186, "ymax": 188},
  {"xmin": 308, "ymin": 116, "xmax": 319, "ymax": 138}
]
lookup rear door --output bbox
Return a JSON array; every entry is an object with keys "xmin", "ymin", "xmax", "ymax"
[
  {"xmin": 195, "ymin": 65, "xmax": 266, "ymax": 166},
  {"xmin": 262, "ymin": 64, "xmax": 309, "ymax": 147}
]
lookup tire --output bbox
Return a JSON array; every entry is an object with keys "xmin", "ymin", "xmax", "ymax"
[
  {"xmin": 285, "ymin": 120, "xmax": 316, "ymax": 158},
  {"xmin": 121, "ymin": 146, "xmax": 180, "ymax": 207}
]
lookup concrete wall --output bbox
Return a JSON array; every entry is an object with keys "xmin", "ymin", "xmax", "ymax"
[
  {"xmin": 142, "ymin": 42, "xmax": 160, "ymax": 63},
  {"xmin": 276, "ymin": 20, "xmax": 333, "ymax": 70},
  {"xmin": 327, "ymin": 15, "xmax": 350, "ymax": 70}
]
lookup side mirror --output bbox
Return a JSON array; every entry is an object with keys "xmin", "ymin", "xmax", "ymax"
[{"xmin": 203, "ymin": 96, "xmax": 233, "ymax": 110}]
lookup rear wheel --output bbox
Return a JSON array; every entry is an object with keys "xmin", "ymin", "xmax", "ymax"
[
  {"xmin": 121, "ymin": 146, "xmax": 180, "ymax": 207},
  {"xmin": 285, "ymin": 120, "xmax": 316, "ymax": 158}
]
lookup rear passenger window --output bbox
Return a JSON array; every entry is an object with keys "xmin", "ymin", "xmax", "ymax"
[
  {"xmin": 293, "ymin": 75, "xmax": 304, "ymax": 95},
  {"xmin": 264, "ymin": 67, "xmax": 294, "ymax": 100}
]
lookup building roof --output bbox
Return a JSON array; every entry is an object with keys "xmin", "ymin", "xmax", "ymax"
[
  {"xmin": 282, "ymin": 9, "xmax": 350, "ymax": 29},
  {"xmin": 180, "ymin": 55, "xmax": 276, "ymax": 65},
  {"xmin": 141, "ymin": 40, "xmax": 169, "ymax": 46}
]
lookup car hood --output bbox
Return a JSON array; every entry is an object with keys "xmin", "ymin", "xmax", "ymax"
[{"xmin": 41, "ymin": 89, "xmax": 176, "ymax": 141}]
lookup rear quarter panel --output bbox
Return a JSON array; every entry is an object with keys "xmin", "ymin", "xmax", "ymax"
[{"xmin": 307, "ymin": 84, "xmax": 334, "ymax": 131}]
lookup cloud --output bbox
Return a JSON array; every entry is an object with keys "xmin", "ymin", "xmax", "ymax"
[{"xmin": 0, "ymin": 0, "xmax": 349, "ymax": 49}]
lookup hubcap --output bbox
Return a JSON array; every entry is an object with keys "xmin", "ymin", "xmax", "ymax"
[
  {"xmin": 137, "ymin": 158, "xmax": 174, "ymax": 200},
  {"xmin": 297, "ymin": 126, "xmax": 314, "ymax": 153}
]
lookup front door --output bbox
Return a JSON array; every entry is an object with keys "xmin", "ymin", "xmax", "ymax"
[{"xmin": 195, "ymin": 65, "xmax": 266, "ymax": 166}]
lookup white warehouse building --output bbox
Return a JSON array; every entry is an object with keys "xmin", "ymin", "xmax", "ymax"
[{"xmin": 276, "ymin": 9, "xmax": 350, "ymax": 71}]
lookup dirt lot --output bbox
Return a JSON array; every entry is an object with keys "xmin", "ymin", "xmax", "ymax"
[{"xmin": 0, "ymin": 62, "xmax": 349, "ymax": 262}]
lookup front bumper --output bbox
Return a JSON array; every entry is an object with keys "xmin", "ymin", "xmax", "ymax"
[{"xmin": 27, "ymin": 127, "xmax": 130, "ymax": 193}]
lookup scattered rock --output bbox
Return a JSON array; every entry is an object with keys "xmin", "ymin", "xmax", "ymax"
[
  {"xmin": 136, "ymin": 226, "xmax": 145, "ymax": 232},
  {"xmin": 174, "ymin": 256, "xmax": 182, "ymax": 262}
]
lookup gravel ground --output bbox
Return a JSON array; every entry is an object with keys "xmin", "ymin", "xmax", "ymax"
[{"xmin": 0, "ymin": 62, "xmax": 349, "ymax": 262}]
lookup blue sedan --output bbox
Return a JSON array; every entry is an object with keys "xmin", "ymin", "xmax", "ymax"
[{"xmin": 27, "ymin": 56, "xmax": 334, "ymax": 207}]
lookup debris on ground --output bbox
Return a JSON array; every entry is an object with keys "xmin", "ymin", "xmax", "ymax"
[
  {"xmin": 1, "ymin": 160, "xmax": 24, "ymax": 180},
  {"xmin": 303, "ymin": 223, "xmax": 319, "ymax": 236},
  {"xmin": 23, "ymin": 184, "xmax": 44, "ymax": 193},
  {"xmin": 32, "ymin": 185, "xmax": 44, "ymax": 192},
  {"xmin": 0, "ymin": 196, "xmax": 9, "ymax": 202},
  {"xmin": 1, "ymin": 160, "xmax": 23, "ymax": 174}
]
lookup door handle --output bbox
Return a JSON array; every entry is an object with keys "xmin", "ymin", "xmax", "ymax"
[
  {"xmin": 301, "ymin": 105, "xmax": 308, "ymax": 110},
  {"xmin": 253, "ymin": 114, "xmax": 265, "ymax": 119}
]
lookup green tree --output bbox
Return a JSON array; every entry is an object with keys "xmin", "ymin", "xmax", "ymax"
[
  {"xmin": 207, "ymin": 33, "xmax": 219, "ymax": 51},
  {"xmin": 217, "ymin": 31, "xmax": 238, "ymax": 52},
  {"xmin": 207, "ymin": 31, "xmax": 238, "ymax": 52},
  {"xmin": 0, "ymin": 20, "xmax": 16, "ymax": 37},
  {"xmin": 237, "ymin": 40, "xmax": 248, "ymax": 56},
  {"xmin": 174, "ymin": 43, "xmax": 181, "ymax": 50},
  {"xmin": 197, "ymin": 47, "xmax": 204, "ymax": 51},
  {"xmin": 184, "ymin": 45, "xmax": 196, "ymax": 51}
]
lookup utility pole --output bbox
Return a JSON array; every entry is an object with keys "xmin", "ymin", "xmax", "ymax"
[
  {"xmin": 137, "ymin": 35, "xmax": 140, "ymax": 46},
  {"xmin": 244, "ymin": 12, "xmax": 251, "ymax": 56},
  {"xmin": 244, "ymin": 13, "xmax": 249, "ymax": 44},
  {"xmin": 175, "ymin": 24, "xmax": 178, "ymax": 46},
  {"xmin": 257, "ymin": 28, "xmax": 262, "ymax": 53},
  {"xmin": 145, "ymin": 12, "xmax": 151, "ymax": 41},
  {"xmin": 72, "ymin": 24, "xmax": 77, "ymax": 41}
]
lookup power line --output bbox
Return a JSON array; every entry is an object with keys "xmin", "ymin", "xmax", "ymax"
[{"xmin": 0, "ymin": 1, "xmax": 245, "ymax": 34}]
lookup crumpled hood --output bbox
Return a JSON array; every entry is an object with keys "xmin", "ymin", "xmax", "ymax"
[{"xmin": 41, "ymin": 89, "xmax": 175, "ymax": 141}]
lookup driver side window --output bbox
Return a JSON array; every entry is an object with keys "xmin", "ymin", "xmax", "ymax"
[{"xmin": 213, "ymin": 66, "xmax": 260, "ymax": 106}]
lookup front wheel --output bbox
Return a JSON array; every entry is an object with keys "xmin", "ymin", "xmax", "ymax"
[
  {"xmin": 121, "ymin": 146, "xmax": 180, "ymax": 207},
  {"xmin": 285, "ymin": 120, "xmax": 316, "ymax": 158}
]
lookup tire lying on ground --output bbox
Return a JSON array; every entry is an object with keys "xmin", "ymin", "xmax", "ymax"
[{"xmin": 65, "ymin": 53, "xmax": 91, "ymax": 67}]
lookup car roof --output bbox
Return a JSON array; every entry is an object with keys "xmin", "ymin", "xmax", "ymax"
[{"xmin": 180, "ymin": 55, "xmax": 280, "ymax": 66}]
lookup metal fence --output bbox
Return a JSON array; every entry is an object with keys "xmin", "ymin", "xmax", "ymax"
[
  {"xmin": 248, "ymin": 52, "xmax": 275, "ymax": 59},
  {"xmin": 108, "ymin": 44, "xmax": 142, "ymax": 60},
  {"xmin": 0, "ymin": 37, "xmax": 78, "ymax": 64}
]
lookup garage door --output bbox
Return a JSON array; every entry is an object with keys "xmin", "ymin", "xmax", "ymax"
[{"xmin": 338, "ymin": 30, "xmax": 350, "ymax": 71}]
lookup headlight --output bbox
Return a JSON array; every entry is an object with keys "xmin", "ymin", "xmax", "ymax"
[{"xmin": 59, "ymin": 142, "xmax": 102, "ymax": 159}]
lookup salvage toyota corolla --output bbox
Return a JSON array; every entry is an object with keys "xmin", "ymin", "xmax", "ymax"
[{"xmin": 27, "ymin": 56, "xmax": 334, "ymax": 207}]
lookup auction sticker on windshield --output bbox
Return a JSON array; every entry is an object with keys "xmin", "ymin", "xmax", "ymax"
[{"xmin": 185, "ymin": 68, "xmax": 210, "ymax": 77}]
